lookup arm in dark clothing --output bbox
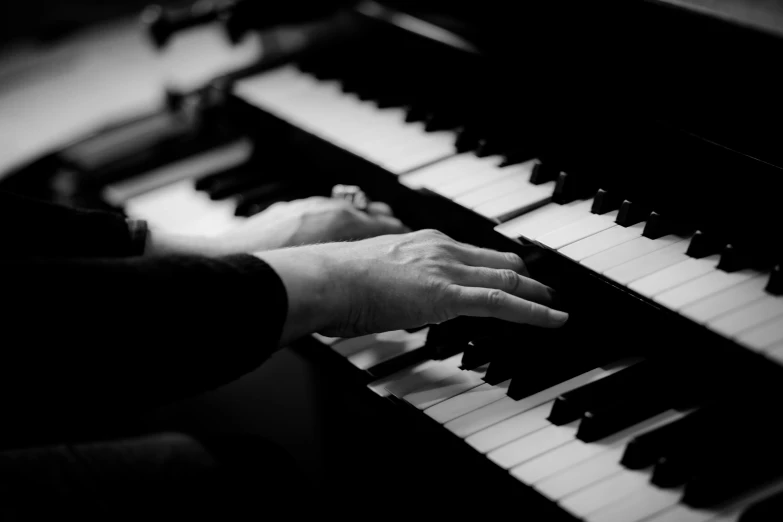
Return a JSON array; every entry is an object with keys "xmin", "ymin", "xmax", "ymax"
[
  {"xmin": 0, "ymin": 253, "xmax": 288, "ymax": 447},
  {"xmin": 0, "ymin": 190, "xmax": 146, "ymax": 258}
]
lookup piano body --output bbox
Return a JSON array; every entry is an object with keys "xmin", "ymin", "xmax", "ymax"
[{"xmin": 4, "ymin": 0, "xmax": 783, "ymax": 519}]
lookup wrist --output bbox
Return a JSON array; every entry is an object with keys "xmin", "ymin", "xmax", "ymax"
[{"xmin": 254, "ymin": 246, "xmax": 339, "ymax": 345}]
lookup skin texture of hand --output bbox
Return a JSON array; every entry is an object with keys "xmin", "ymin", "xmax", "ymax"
[
  {"xmin": 145, "ymin": 196, "xmax": 408, "ymax": 257},
  {"xmin": 256, "ymin": 229, "xmax": 569, "ymax": 345}
]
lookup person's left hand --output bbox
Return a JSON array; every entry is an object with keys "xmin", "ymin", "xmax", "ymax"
[{"xmin": 146, "ymin": 195, "xmax": 409, "ymax": 257}]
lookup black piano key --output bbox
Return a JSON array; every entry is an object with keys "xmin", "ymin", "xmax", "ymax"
[
  {"xmin": 686, "ymin": 230, "xmax": 723, "ymax": 258},
  {"xmin": 233, "ymin": 181, "xmax": 289, "ymax": 216},
  {"xmin": 507, "ymin": 351, "xmax": 614, "ymax": 401},
  {"xmin": 621, "ymin": 410, "xmax": 703, "ymax": 469},
  {"xmin": 682, "ymin": 443, "xmax": 783, "ymax": 508},
  {"xmin": 529, "ymin": 162, "xmax": 560, "ymax": 185},
  {"xmin": 716, "ymin": 244, "xmax": 749, "ymax": 272},
  {"xmin": 206, "ymin": 172, "xmax": 267, "ymax": 200},
  {"xmin": 575, "ymin": 389, "xmax": 676, "ymax": 443},
  {"xmin": 548, "ymin": 360, "xmax": 653, "ymax": 426},
  {"xmin": 454, "ymin": 127, "xmax": 481, "ymax": 153},
  {"xmin": 642, "ymin": 211, "xmax": 670, "ymax": 239},
  {"xmin": 591, "ymin": 189, "xmax": 622, "ymax": 215},
  {"xmin": 552, "ymin": 172, "xmax": 594, "ymax": 204},
  {"xmin": 404, "ymin": 104, "xmax": 428, "ymax": 123},
  {"xmin": 739, "ymin": 490, "xmax": 783, "ymax": 522},
  {"xmin": 460, "ymin": 337, "xmax": 495, "ymax": 370},
  {"xmin": 766, "ymin": 264, "xmax": 782, "ymax": 295},
  {"xmin": 473, "ymin": 139, "xmax": 497, "ymax": 158},
  {"xmin": 483, "ymin": 348, "xmax": 518, "ymax": 385},
  {"xmin": 194, "ymin": 163, "xmax": 249, "ymax": 192},
  {"xmin": 615, "ymin": 200, "xmax": 649, "ymax": 227}
]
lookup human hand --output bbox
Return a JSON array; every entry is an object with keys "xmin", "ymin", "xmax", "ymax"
[
  {"xmin": 256, "ymin": 229, "xmax": 568, "ymax": 344},
  {"xmin": 146, "ymin": 195, "xmax": 408, "ymax": 257}
]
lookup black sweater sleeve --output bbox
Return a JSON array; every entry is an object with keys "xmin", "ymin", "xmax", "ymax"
[
  {"xmin": 0, "ymin": 190, "xmax": 145, "ymax": 258},
  {"xmin": 0, "ymin": 253, "xmax": 289, "ymax": 446}
]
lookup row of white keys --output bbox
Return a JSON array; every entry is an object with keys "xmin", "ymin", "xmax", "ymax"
[
  {"xmin": 399, "ymin": 154, "xmax": 500, "ymax": 190},
  {"xmin": 233, "ymin": 65, "xmax": 455, "ymax": 174},
  {"xmin": 611, "ymin": 475, "xmax": 783, "ymax": 522},
  {"xmin": 603, "ymin": 238, "xmax": 693, "ymax": 285},
  {"xmin": 495, "ymin": 198, "xmax": 595, "ymax": 241},
  {"xmin": 736, "ymin": 316, "xmax": 783, "ymax": 352},
  {"xmin": 679, "ymin": 274, "xmax": 769, "ymax": 325},
  {"xmin": 628, "ymin": 254, "xmax": 721, "ymax": 298},
  {"xmin": 536, "ymin": 209, "xmax": 621, "ymax": 250},
  {"xmin": 402, "ymin": 363, "xmax": 489, "ymax": 410},
  {"xmin": 443, "ymin": 365, "xmax": 620, "ymax": 438},
  {"xmin": 707, "ymin": 295, "xmax": 783, "ymax": 338},
  {"xmin": 460, "ymin": 361, "xmax": 635, "ymax": 453},
  {"xmin": 343, "ymin": 330, "xmax": 429, "ymax": 370},
  {"xmin": 532, "ymin": 410, "xmax": 687, "ymax": 503},
  {"xmin": 511, "ymin": 410, "xmax": 685, "ymax": 485},
  {"xmin": 123, "ymin": 178, "xmax": 239, "ymax": 235},
  {"xmin": 558, "ymin": 221, "xmax": 647, "ymax": 262}
]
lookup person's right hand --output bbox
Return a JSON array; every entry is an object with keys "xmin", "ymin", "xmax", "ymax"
[{"xmin": 256, "ymin": 229, "xmax": 569, "ymax": 345}]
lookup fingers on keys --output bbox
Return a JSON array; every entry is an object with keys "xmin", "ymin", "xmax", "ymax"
[
  {"xmin": 452, "ymin": 286, "xmax": 569, "ymax": 328},
  {"xmin": 454, "ymin": 266, "xmax": 556, "ymax": 306}
]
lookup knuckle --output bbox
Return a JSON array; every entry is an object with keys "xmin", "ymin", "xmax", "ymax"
[
  {"xmin": 499, "ymin": 269, "xmax": 520, "ymax": 292},
  {"xmin": 506, "ymin": 252, "xmax": 524, "ymax": 268},
  {"xmin": 485, "ymin": 289, "xmax": 506, "ymax": 309}
]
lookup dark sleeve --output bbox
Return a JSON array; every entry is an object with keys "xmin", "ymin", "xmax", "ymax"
[
  {"xmin": 0, "ymin": 190, "xmax": 146, "ymax": 258},
  {"xmin": 0, "ymin": 253, "xmax": 288, "ymax": 446}
]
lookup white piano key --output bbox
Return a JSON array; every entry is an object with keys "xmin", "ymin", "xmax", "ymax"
[
  {"xmin": 347, "ymin": 329, "xmax": 429, "ymax": 370},
  {"xmin": 382, "ymin": 354, "xmax": 464, "ymax": 399},
  {"xmin": 234, "ymin": 67, "xmax": 456, "ymax": 175},
  {"xmin": 454, "ymin": 168, "xmax": 539, "ymax": 209},
  {"xmin": 643, "ymin": 505, "xmax": 714, "ymax": 522},
  {"xmin": 398, "ymin": 154, "xmax": 478, "ymax": 188},
  {"xmin": 511, "ymin": 409, "xmax": 686, "ymax": 485},
  {"xmin": 581, "ymin": 234, "xmax": 684, "ymax": 273},
  {"xmin": 402, "ymin": 365, "xmax": 488, "ymax": 410},
  {"xmin": 587, "ymin": 486, "xmax": 682, "ymax": 522},
  {"xmin": 559, "ymin": 469, "xmax": 649, "ymax": 518},
  {"xmin": 331, "ymin": 333, "xmax": 392, "ymax": 357},
  {"xmin": 444, "ymin": 366, "xmax": 615, "ymax": 438},
  {"xmin": 766, "ymin": 342, "xmax": 783, "ymax": 364},
  {"xmin": 736, "ymin": 316, "xmax": 783, "ymax": 352},
  {"xmin": 487, "ymin": 421, "xmax": 578, "ymax": 469},
  {"xmin": 368, "ymin": 358, "xmax": 441, "ymax": 397},
  {"xmin": 125, "ymin": 179, "xmax": 223, "ymax": 231},
  {"xmin": 498, "ymin": 199, "xmax": 595, "ymax": 241},
  {"xmin": 103, "ymin": 138, "xmax": 253, "ymax": 206},
  {"xmin": 604, "ymin": 239, "xmax": 691, "ymax": 285},
  {"xmin": 472, "ymin": 182, "xmax": 554, "ymax": 221},
  {"xmin": 434, "ymin": 160, "xmax": 526, "ymax": 198},
  {"xmin": 311, "ymin": 333, "xmax": 341, "ymax": 345},
  {"xmin": 654, "ymin": 269, "xmax": 759, "ymax": 311},
  {"xmin": 680, "ymin": 275, "xmax": 769, "ymax": 324},
  {"xmin": 424, "ymin": 380, "xmax": 511, "ymax": 424},
  {"xmin": 708, "ymin": 296, "xmax": 783, "ymax": 337},
  {"xmin": 537, "ymin": 210, "xmax": 620, "ymax": 249},
  {"xmin": 535, "ymin": 448, "xmax": 624, "ymax": 500},
  {"xmin": 558, "ymin": 222, "xmax": 645, "ymax": 262},
  {"xmin": 630, "ymin": 255, "xmax": 720, "ymax": 298},
  {"xmin": 464, "ymin": 401, "xmax": 553, "ymax": 453}
]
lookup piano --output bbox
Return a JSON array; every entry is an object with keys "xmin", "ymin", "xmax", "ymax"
[{"xmin": 4, "ymin": 0, "xmax": 783, "ymax": 519}]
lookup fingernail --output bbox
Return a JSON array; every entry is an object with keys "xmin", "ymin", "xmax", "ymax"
[{"xmin": 550, "ymin": 310, "xmax": 569, "ymax": 326}]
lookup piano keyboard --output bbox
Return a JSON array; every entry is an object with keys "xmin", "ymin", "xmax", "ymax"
[
  {"xmin": 227, "ymin": 64, "xmax": 783, "ymax": 363},
  {"xmin": 318, "ymin": 327, "xmax": 783, "ymax": 522}
]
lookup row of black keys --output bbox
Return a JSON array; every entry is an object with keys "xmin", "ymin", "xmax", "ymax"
[
  {"xmin": 412, "ymin": 319, "xmax": 783, "ymax": 511},
  {"xmin": 292, "ymin": 40, "xmax": 783, "ymax": 259}
]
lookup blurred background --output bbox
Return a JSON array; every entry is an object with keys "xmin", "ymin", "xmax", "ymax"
[{"xmin": 0, "ymin": 0, "xmax": 272, "ymax": 179}]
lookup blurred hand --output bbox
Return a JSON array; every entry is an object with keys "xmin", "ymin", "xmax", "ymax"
[
  {"xmin": 257, "ymin": 229, "xmax": 569, "ymax": 344},
  {"xmin": 147, "ymin": 196, "xmax": 408, "ymax": 256}
]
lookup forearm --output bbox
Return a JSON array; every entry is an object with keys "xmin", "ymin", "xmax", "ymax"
[
  {"xmin": 0, "ymin": 254, "xmax": 287, "ymax": 434},
  {"xmin": 0, "ymin": 190, "xmax": 145, "ymax": 257}
]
